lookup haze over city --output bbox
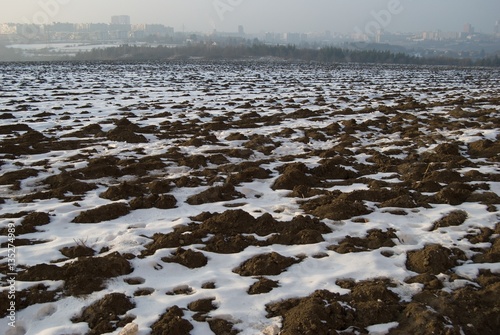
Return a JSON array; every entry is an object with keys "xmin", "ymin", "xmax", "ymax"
[{"xmin": 1, "ymin": 0, "xmax": 499, "ymax": 34}]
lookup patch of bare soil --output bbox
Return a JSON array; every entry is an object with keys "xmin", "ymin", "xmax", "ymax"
[
  {"xmin": 468, "ymin": 139, "xmax": 500, "ymax": 159},
  {"xmin": 150, "ymin": 305, "xmax": 193, "ymax": 335},
  {"xmin": 71, "ymin": 293, "xmax": 135, "ymax": 335},
  {"xmin": 233, "ymin": 252, "xmax": 301, "ymax": 276},
  {"xmin": 328, "ymin": 229, "xmax": 397, "ymax": 253},
  {"xmin": 430, "ymin": 210, "xmax": 468, "ymax": 231},
  {"xmin": 406, "ymin": 244, "xmax": 466, "ymax": 275},
  {"xmin": 186, "ymin": 183, "xmax": 245, "ymax": 205},
  {"xmin": 141, "ymin": 210, "xmax": 332, "ymax": 257},
  {"xmin": 471, "ymin": 224, "xmax": 500, "ymax": 263},
  {"xmin": 395, "ymin": 271, "xmax": 500, "ymax": 335},
  {"xmin": 129, "ymin": 194, "xmax": 177, "ymax": 210},
  {"xmin": 266, "ymin": 280, "xmax": 401, "ymax": 335},
  {"xmin": 188, "ymin": 297, "xmax": 217, "ymax": 321},
  {"xmin": 106, "ymin": 118, "xmax": 148, "ymax": 143},
  {"xmin": 0, "ymin": 284, "xmax": 59, "ymax": 319},
  {"xmin": 8, "ymin": 212, "xmax": 50, "ymax": 235},
  {"xmin": 60, "ymin": 244, "xmax": 95, "ymax": 258},
  {"xmin": 248, "ymin": 277, "xmax": 280, "ymax": 295},
  {"xmin": 18, "ymin": 172, "xmax": 97, "ymax": 202},
  {"xmin": 100, "ymin": 182, "xmax": 146, "ymax": 201},
  {"xmin": 17, "ymin": 252, "xmax": 133, "ymax": 296},
  {"xmin": 0, "ymin": 168, "xmax": 39, "ymax": 188},
  {"xmin": 72, "ymin": 203, "xmax": 131, "ymax": 223},
  {"xmin": 267, "ymin": 273, "xmax": 500, "ymax": 335},
  {"xmin": 161, "ymin": 247, "xmax": 208, "ymax": 269}
]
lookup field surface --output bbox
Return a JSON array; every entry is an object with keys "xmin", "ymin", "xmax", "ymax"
[{"xmin": 0, "ymin": 61, "xmax": 499, "ymax": 335}]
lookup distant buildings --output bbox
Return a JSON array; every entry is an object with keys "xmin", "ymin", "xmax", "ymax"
[
  {"xmin": 111, "ymin": 15, "xmax": 131, "ymax": 25},
  {"xmin": 495, "ymin": 20, "xmax": 500, "ymax": 36},
  {"xmin": 463, "ymin": 23, "xmax": 475, "ymax": 34},
  {"xmin": 0, "ymin": 16, "xmax": 174, "ymax": 43}
]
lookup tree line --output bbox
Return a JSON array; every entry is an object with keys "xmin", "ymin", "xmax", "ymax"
[
  {"xmin": 70, "ymin": 43, "xmax": 500, "ymax": 67},
  {"xmin": 1, "ymin": 42, "xmax": 499, "ymax": 67}
]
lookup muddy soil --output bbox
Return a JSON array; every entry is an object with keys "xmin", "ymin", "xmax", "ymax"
[{"xmin": 1, "ymin": 62, "xmax": 499, "ymax": 335}]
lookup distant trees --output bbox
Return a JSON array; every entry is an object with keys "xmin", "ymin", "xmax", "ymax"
[
  {"xmin": 0, "ymin": 44, "xmax": 23, "ymax": 62},
  {"xmin": 1, "ymin": 41, "xmax": 498, "ymax": 67},
  {"xmin": 69, "ymin": 43, "xmax": 499, "ymax": 67}
]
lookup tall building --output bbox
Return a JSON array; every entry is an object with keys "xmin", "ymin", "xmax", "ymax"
[
  {"xmin": 111, "ymin": 15, "xmax": 131, "ymax": 25},
  {"xmin": 463, "ymin": 23, "xmax": 474, "ymax": 34},
  {"xmin": 495, "ymin": 20, "xmax": 500, "ymax": 35}
]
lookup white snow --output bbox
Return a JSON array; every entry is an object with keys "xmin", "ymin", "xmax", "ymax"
[{"xmin": 0, "ymin": 61, "xmax": 499, "ymax": 335}]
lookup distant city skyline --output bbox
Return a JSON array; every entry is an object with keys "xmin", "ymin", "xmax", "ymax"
[{"xmin": 1, "ymin": 0, "xmax": 499, "ymax": 34}]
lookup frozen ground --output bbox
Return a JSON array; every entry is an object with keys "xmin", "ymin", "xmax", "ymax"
[{"xmin": 0, "ymin": 61, "xmax": 499, "ymax": 335}]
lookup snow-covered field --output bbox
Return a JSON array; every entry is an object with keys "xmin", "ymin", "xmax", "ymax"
[{"xmin": 0, "ymin": 61, "xmax": 499, "ymax": 335}]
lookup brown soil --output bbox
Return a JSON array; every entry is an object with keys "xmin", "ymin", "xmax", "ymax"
[
  {"xmin": 150, "ymin": 306, "xmax": 193, "ymax": 335},
  {"xmin": 233, "ymin": 252, "xmax": 301, "ymax": 276},
  {"xmin": 17, "ymin": 252, "xmax": 133, "ymax": 296},
  {"xmin": 71, "ymin": 203, "xmax": 131, "ymax": 223},
  {"xmin": 266, "ymin": 273, "xmax": 500, "ymax": 335},
  {"xmin": 406, "ymin": 244, "xmax": 466, "ymax": 275},
  {"xmin": 71, "ymin": 293, "xmax": 135, "ymax": 335},
  {"xmin": 161, "ymin": 248, "xmax": 208, "ymax": 269},
  {"xmin": 1, "ymin": 63, "xmax": 499, "ymax": 335},
  {"xmin": 328, "ymin": 229, "xmax": 397, "ymax": 253},
  {"xmin": 248, "ymin": 277, "xmax": 280, "ymax": 295},
  {"xmin": 141, "ymin": 210, "xmax": 331, "ymax": 257}
]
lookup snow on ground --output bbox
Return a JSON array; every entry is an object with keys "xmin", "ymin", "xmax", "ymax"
[{"xmin": 0, "ymin": 61, "xmax": 499, "ymax": 335}]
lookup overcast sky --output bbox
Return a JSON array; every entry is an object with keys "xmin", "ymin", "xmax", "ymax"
[{"xmin": 2, "ymin": 0, "xmax": 499, "ymax": 34}]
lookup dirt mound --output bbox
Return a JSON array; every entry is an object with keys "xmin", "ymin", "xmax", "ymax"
[
  {"xmin": 17, "ymin": 252, "xmax": 133, "ymax": 296},
  {"xmin": 18, "ymin": 172, "xmax": 97, "ymax": 202},
  {"xmin": 432, "ymin": 182, "xmax": 474, "ymax": 205},
  {"xmin": 120, "ymin": 156, "xmax": 167, "ymax": 176},
  {"xmin": 0, "ymin": 284, "xmax": 59, "ymax": 319},
  {"xmin": 233, "ymin": 252, "xmax": 300, "ymax": 276},
  {"xmin": 406, "ymin": 244, "xmax": 465, "ymax": 274},
  {"xmin": 188, "ymin": 297, "xmax": 217, "ymax": 321},
  {"xmin": 106, "ymin": 118, "xmax": 148, "ymax": 143},
  {"xmin": 100, "ymin": 182, "xmax": 146, "ymax": 201},
  {"xmin": 161, "ymin": 248, "xmax": 208, "ymax": 269},
  {"xmin": 0, "ymin": 130, "xmax": 51, "ymax": 155},
  {"xmin": 248, "ymin": 277, "xmax": 280, "ymax": 295},
  {"xmin": 328, "ymin": 229, "xmax": 397, "ymax": 253},
  {"xmin": 310, "ymin": 159, "xmax": 359, "ymax": 180},
  {"xmin": 394, "ymin": 273, "xmax": 500, "ymax": 335},
  {"xmin": 473, "ymin": 237, "xmax": 500, "ymax": 263},
  {"xmin": 147, "ymin": 179, "xmax": 172, "ymax": 194},
  {"xmin": 150, "ymin": 305, "xmax": 193, "ymax": 335},
  {"xmin": 15, "ymin": 212, "xmax": 51, "ymax": 235},
  {"xmin": 208, "ymin": 318, "xmax": 239, "ymax": 335},
  {"xmin": 63, "ymin": 123, "xmax": 103, "ymax": 138},
  {"xmin": 272, "ymin": 162, "xmax": 317, "ymax": 190},
  {"xmin": 430, "ymin": 210, "xmax": 468, "ymax": 230},
  {"xmin": 186, "ymin": 183, "xmax": 244, "ymax": 205},
  {"xmin": 129, "ymin": 194, "xmax": 177, "ymax": 210},
  {"xmin": 72, "ymin": 156, "xmax": 122, "ymax": 179},
  {"xmin": 267, "ymin": 275, "xmax": 500, "ymax": 334},
  {"xmin": 468, "ymin": 139, "xmax": 500, "ymax": 158},
  {"xmin": 72, "ymin": 293, "xmax": 135, "ymax": 335},
  {"xmin": 60, "ymin": 244, "xmax": 95, "ymax": 258},
  {"xmin": 266, "ymin": 280, "xmax": 402, "ymax": 334},
  {"xmin": 72, "ymin": 203, "xmax": 130, "ymax": 223},
  {"xmin": 0, "ymin": 168, "xmax": 39, "ymax": 187},
  {"xmin": 305, "ymin": 197, "xmax": 372, "ymax": 220},
  {"xmin": 142, "ymin": 210, "xmax": 332, "ymax": 256}
]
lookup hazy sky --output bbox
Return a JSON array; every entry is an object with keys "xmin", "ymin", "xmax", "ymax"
[{"xmin": 2, "ymin": 0, "xmax": 499, "ymax": 34}]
